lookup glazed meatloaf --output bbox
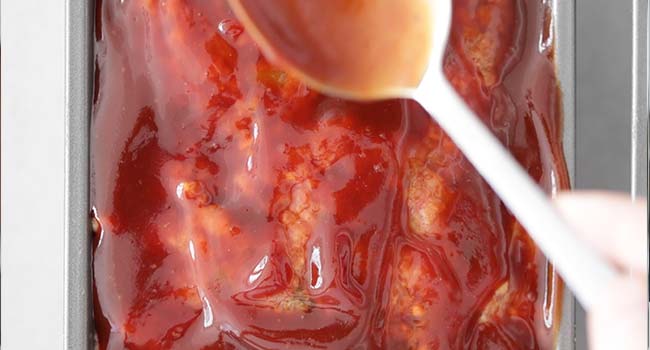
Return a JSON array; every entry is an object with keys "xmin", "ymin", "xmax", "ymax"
[{"xmin": 91, "ymin": 0, "xmax": 570, "ymax": 349}]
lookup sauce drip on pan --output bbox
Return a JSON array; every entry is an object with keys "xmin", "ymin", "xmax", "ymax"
[{"xmin": 91, "ymin": 1, "xmax": 569, "ymax": 349}]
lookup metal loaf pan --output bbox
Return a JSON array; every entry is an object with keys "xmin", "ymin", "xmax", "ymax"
[
  {"xmin": 63, "ymin": 0, "xmax": 578, "ymax": 348},
  {"xmin": 632, "ymin": 0, "xmax": 649, "ymax": 200}
]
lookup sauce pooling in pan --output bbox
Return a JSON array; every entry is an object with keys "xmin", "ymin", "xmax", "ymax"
[{"xmin": 92, "ymin": 1, "xmax": 569, "ymax": 349}]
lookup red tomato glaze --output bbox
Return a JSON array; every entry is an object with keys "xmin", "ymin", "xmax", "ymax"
[{"xmin": 92, "ymin": 1, "xmax": 569, "ymax": 349}]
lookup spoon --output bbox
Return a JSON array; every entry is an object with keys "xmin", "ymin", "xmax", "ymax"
[{"xmin": 227, "ymin": 0, "xmax": 617, "ymax": 310}]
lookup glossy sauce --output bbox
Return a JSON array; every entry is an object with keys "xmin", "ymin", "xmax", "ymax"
[{"xmin": 92, "ymin": 1, "xmax": 569, "ymax": 349}]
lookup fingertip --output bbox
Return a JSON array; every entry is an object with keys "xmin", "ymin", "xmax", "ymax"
[
  {"xmin": 553, "ymin": 191, "xmax": 647, "ymax": 273},
  {"xmin": 587, "ymin": 276, "xmax": 648, "ymax": 350}
]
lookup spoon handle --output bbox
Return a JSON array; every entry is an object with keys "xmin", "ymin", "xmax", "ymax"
[{"xmin": 413, "ymin": 75, "xmax": 617, "ymax": 311}]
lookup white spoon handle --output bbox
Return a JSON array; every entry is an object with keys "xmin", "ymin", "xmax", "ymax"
[{"xmin": 413, "ymin": 75, "xmax": 617, "ymax": 311}]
